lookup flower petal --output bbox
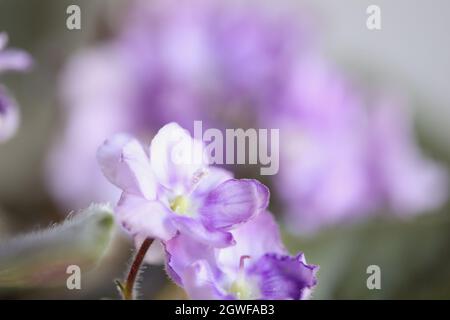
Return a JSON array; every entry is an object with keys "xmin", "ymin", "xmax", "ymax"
[
  {"xmin": 192, "ymin": 167, "xmax": 234, "ymax": 198},
  {"xmin": 97, "ymin": 134, "xmax": 156, "ymax": 200},
  {"xmin": 0, "ymin": 33, "xmax": 32, "ymax": 73},
  {"xmin": 200, "ymin": 179, "xmax": 269, "ymax": 230},
  {"xmin": 182, "ymin": 260, "xmax": 231, "ymax": 300},
  {"xmin": 150, "ymin": 122, "xmax": 207, "ymax": 193},
  {"xmin": 164, "ymin": 232, "xmax": 218, "ymax": 286},
  {"xmin": 247, "ymin": 253, "xmax": 318, "ymax": 300},
  {"xmin": 0, "ymin": 49, "xmax": 32, "ymax": 72},
  {"xmin": 117, "ymin": 194, "xmax": 177, "ymax": 241},
  {"xmin": 217, "ymin": 211, "xmax": 286, "ymax": 274},
  {"xmin": 171, "ymin": 215, "xmax": 234, "ymax": 248}
]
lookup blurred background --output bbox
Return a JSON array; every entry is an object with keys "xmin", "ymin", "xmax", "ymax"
[{"xmin": 0, "ymin": 0, "xmax": 449, "ymax": 299}]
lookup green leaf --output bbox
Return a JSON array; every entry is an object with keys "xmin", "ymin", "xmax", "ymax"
[{"xmin": 0, "ymin": 204, "xmax": 115, "ymax": 289}]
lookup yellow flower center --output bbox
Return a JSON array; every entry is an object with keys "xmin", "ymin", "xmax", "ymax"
[
  {"xmin": 229, "ymin": 276, "xmax": 259, "ymax": 300},
  {"xmin": 170, "ymin": 195, "xmax": 190, "ymax": 215}
]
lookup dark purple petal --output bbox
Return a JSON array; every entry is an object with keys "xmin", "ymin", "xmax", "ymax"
[
  {"xmin": 247, "ymin": 253, "xmax": 318, "ymax": 300},
  {"xmin": 200, "ymin": 179, "xmax": 269, "ymax": 230}
]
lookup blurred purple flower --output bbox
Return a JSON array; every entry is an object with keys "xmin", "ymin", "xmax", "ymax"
[
  {"xmin": 45, "ymin": 46, "xmax": 133, "ymax": 208},
  {"xmin": 366, "ymin": 99, "xmax": 448, "ymax": 215},
  {"xmin": 46, "ymin": 0, "xmax": 447, "ymax": 234},
  {"xmin": 166, "ymin": 211, "xmax": 318, "ymax": 300},
  {"xmin": 46, "ymin": 0, "xmax": 309, "ymax": 210},
  {"xmin": 274, "ymin": 59, "xmax": 375, "ymax": 233},
  {"xmin": 97, "ymin": 123, "xmax": 269, "ymax": 248},
  {"xmin": 0, "ymin": 32, "xmax": 32, "ymax": 142},
  {"xmin": 0, "ymin": 32, "xmax": 32, "ymax": 73},
  {"xmin": 275, "ymin": 59, "xmax": 448, "ymax": 233}
]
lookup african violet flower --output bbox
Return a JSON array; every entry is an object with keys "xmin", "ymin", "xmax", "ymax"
[
  {"xmin": 48, "ymin": 0, "xmax": 447, "ymax": 235},
  {"xmin": 46, "ymin": 0, "xmax": 308, "ymax": 210},
  {"xmin": 165, "ymin": 211, "xmax": 318, "ymax": 300},
  {"xmin": 97, "ymin": 122, "xmax": 269, "ymax": 248},
  {"xmin": 0, "ymin": 32, "xmax": 32, "ymax": 142}
]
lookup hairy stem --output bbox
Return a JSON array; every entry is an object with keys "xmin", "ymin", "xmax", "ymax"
[{"xmin": 118, "ymin": 238, "xmax": 153, "ymax": 300}]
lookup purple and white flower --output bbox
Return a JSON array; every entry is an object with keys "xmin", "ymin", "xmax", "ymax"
[
  {"xmin": 97, "ymin": 122, "xmax": 269, "ymax": 248},
  {"xmin": 48, "ymin": 0, "xmax": 447, "ymax": 235},
  {"xmin": 165, "ymin": 211, "xmax": 318, "ymax": 300},
  {"xmin": 46, "ymin": 0, "xmax": 309, "ymax": 210}
]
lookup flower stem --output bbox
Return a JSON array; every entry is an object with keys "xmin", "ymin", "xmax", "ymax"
[{"xmin": 117, "ymin": 237, "xmax": 153, "ymax": 300}]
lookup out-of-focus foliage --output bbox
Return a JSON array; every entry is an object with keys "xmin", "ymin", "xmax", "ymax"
[
  {"xmin": 286, "ymin": 204, "xmax": 450, "ymax": 299},
  {"xmin": 0, "ymin": 204, "xmax": 115, "ymax": 290}
]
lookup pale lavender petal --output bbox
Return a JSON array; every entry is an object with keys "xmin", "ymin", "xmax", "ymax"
[
  {"xmin": 217, "ymin": 211, "xmax": 286, "ymax": 274},
  {"xmin": 116, "ymin": 194, "xmax": 177, "ymax": 241},
  {"xmin": 182, "ymin": 260, "xmax": 231, "ymax": 300},
  {"xmin": 200, "ymin": 179, "xmax": 269, "ymax": 230},
  {"xmin": 0, "ymin": 48, "xmax": 32, "ymax": 72},
  {"xmin": 192, "ymin": 167, "xmax": 234, "ymax": 198},
  {"xmin": 171, "ymin": 215, "xmax": 234, "ymax": 248},
  {"xmin": 164, "ymin": 232, "xmax": 218, "ymax": 286},
  {"xmin": 150, "ymin": 122, "xmax": 207, "ymax": 193},
  {"xmin": 97, "ymin": 134, "xmax": 157, "ymax": 200},
  {"xmin": 0, "ymin": 31, "xmax": 32, "ymax": 72},
  {"xmin": 247, "ymin": 253, "xmax": 318, "ymax": 300}
]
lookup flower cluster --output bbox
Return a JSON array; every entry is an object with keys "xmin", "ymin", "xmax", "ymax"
[
  {"xmin": 0, "ymin": 32, "xmax": 32, "ymax": 142},
  {"xmin": 97, "ymin": 122, "xmax": 317, "ymax": 299},
  {"xmin": 46, "ymin": 0, "xmax": 309, "ymax": 209},
  {"xmin": 48, "ymin": 0, "xmax": 447, "ymax": 234}
]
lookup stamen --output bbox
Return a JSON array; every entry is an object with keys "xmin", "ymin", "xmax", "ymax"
[
  {"xmin": 239, "ymin": 255, "xmax": 251, "ymax": 272},
  {"xmin": 229, "ymin": 256, "xmax": 258, "ymax": 300},
  {"xmin": 186, "ymin": 168, "xmax": 208, "ymax": 195},
  {"xmin": 169, "ymin": 168, "xmax": 208, "ymax": 216}
]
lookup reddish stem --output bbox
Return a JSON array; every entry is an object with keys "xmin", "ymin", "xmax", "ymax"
[{"xmin": 120, "ymin": 238, "xmax": 153, "ymax": 300}]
